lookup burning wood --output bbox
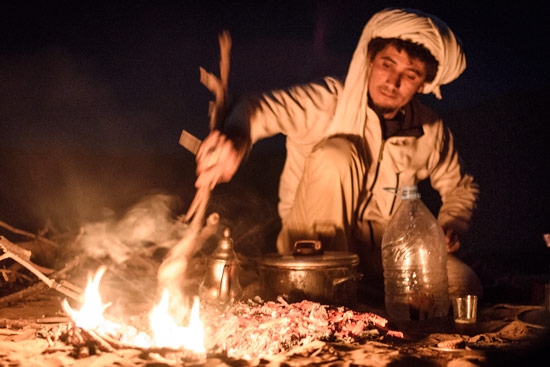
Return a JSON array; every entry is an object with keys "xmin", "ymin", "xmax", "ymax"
[
  {"xmin": 59, "ymin": 264, "xmax": 402, "ymax": 363},
  {"xmin": 57, "ymin": 266, "xmax": 207, "ymax": 364},
  {"xmin": 57, "ymin": 298, "xmax": 403, "ymax": 364}
]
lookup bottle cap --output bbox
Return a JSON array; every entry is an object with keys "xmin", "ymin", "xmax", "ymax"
[{"xmin": 383, "ymin": 185, "xmax": 421, "ymax": 200}]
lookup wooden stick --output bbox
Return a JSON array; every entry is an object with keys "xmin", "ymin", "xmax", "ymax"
[
  {"xmin": 157, "ymin": 188, "xmax": 210, "ymax": 290},
  {"xmin": 43, "ymin": 346, "xmax": 73, "ymax": 354},
  {"xmin": 0, "ymin": 236, "xmax": 55, "ymax": 274},
  {"xmin": 35, "ymin": 316, "xmax": 70, "ymax": 324},
  {"xmin": 158, "ymin": 32, "xmax": 232, "ymax": 290},
  {"xmin": 184, "ymin": 31, "xmax": 231, "ymax": 223},
  {"xmin": 0, "ymin": 318, "xmax": 45, "ymax": 329},
  {"xmin": 0, "ymin": 255, "xmax": 81, "ymax": 306},
  {"xmin": 0, "ymin": 220, "xmax": 58, "ymax": 248},
  {"xmin": 84, "ymin": 329, "xmax": 117, "ymax": 353},
  {"xmin": 0, "ymin": 282, "xmax": 48, "ymax": 307},
  {"xmin": 0, "ymin": 329, "xmax": 24, "ymax": 335}
]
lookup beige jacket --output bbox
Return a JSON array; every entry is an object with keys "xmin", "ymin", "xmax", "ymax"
[{"xmin": 247, "ymin": 76, "xmax": 478, "ymax": 239}]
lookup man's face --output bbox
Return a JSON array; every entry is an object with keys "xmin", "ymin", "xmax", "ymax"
[{"xmin": 368, "ymin": 44, "xmax": 428, "ymax": 119}]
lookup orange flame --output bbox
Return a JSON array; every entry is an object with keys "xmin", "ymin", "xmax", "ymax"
[
  {"xmin": 149, "ymin": 290, "xmax": 205, "ymax": 352},
  {"xmin": 62, "ymin": 266, "xmax": 205, "ymax": 353}
]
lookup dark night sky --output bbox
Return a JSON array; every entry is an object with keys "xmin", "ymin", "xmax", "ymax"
[
  {"xmin": 1, "ymin": 1, "xmax": 547, "ymax": 146},
  {"xmin": 1, "ymin": 1, "xmax": 549, "ymax": 278}
]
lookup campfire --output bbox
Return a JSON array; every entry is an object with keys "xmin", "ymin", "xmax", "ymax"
[
  {"xmin": 0, "ymin": 189, "xmax": 404, "ymax": 366},
  {"xmin": 58, "ymin": 265, "xmax": 206, "ymax": 363},
  {"xmin": 56, "ymin": 263, "xmax": 402, "ymax": 363}
]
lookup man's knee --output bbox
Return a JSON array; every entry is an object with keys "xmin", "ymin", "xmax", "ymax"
[
  {"xmin": 447, "ymin": 254, "xmax": 483, "ymax": 298},
  {"xmin": 306, "ymin": 137, "xmax": 358, "ymax": 177}
]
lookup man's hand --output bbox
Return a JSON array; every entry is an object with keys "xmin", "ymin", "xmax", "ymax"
[
  {"xmin": 444, "ymin": 228, "xmax": 460, "ymax": 253},
  {"xmin": 195, "ymin": 130, "xmax": 244, "ymax": 189}
]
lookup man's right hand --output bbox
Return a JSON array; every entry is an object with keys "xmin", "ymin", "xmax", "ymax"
[
  {"xmin": 444, "ymin": 228, "xmax": 461, "ymax": 254},
  {"xmin": 195, "ymin": 130, "xmax": 245, "ymax": 189}
]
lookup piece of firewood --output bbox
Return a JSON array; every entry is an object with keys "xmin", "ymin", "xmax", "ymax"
[
  {"xmin": 0, "ymin": 220, "xmax": 58, "ymax": 248},
  {"xmin": 0, "ymin": 254, "xmax": 81, "ymax": 306},
  {"xmin": 83, "ymin": 329, "xmax": 117, "ymax": 353},
  {"xmin": 0, "ymin": 329, "xmax": 24, "ymax": 335},
  {"xmin": 1, "ymin": 236, "xmax": 55, "ymax": 275},
  {"xmin": 158, "ymin": 32, "xmax": 232, "ymax": 293},
  {"xmin": 0, "ymin": 318, "xmax": 45, "ymax": 329},
  {"xmin": 184, "ymin": 30, "xmax": 231, "ymax": 223},
  {"xmin": 0, "ymin": 282, "xmax": 49, "ymax": 307}
]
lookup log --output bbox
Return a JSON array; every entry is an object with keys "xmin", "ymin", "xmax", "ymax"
[{"xmin": 0, "ymin": 281, "xmax": 49, "ymax": 307}]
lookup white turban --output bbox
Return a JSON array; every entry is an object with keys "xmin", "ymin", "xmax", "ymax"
[
  {"xmin": 360, "ymin": 8, "xmax": 466, "ymax": 99},
  {"xmin": 327, "ymin": 8, "xmax": 465, "ymax": 135}
]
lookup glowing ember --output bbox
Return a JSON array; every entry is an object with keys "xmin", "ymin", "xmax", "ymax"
[{"xmin": 62, "ymin": 266, "xmax": 205, "ymax": 354}]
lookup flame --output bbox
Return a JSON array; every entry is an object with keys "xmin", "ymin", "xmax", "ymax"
[
  {"xmin": 149, "ymin": 290, "xmax": 205, "ymax": 352},
  {"xmin": 62, "ymin": 266, "xmax": 205, "ymax": 354}
]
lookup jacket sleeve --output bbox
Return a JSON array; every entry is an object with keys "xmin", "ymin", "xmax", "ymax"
[
  {"xmin": 239, "ymin": 77, "xmax": 341, "ymax": 145},
  {"xmin": 429, "ymin": 123, "xmax": 479, "ymax": 234}
]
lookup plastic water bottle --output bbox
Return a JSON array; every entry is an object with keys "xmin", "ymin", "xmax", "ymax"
[{"xmin": 381, "ymin": 185, "xmax": 450, "ymax": 322}]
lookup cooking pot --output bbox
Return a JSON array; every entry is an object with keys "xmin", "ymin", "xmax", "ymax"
[{"xmin": 258, "ymin": 240, "xmax": 362, "ymax": 306}]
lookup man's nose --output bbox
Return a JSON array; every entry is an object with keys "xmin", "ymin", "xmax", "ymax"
[{"xmin": 387, "ymin": 71, "xmax": 401, "ymax": 88}]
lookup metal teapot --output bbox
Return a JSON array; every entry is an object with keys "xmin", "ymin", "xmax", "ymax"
[{"xmin": 199, "ymin": 227, "xmax": 242, "ymax": 304}]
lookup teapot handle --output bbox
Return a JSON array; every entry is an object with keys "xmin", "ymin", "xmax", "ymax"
[{"xmin": 293, "ymin": 240, "xmax": 324, "ymax": 256}]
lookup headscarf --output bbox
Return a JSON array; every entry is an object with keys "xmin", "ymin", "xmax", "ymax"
[{"xmin": 327, "ymin": 8, "xmax": 466, "ymax": 136}]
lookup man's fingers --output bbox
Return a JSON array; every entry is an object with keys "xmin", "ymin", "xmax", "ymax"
[
  {"xmin": 195, "ymin": 167, "xmax": 218, "ymax": 188},
  {"xmin": 195, "ymin": 132, "xmax": 243, "ymax": 190},
  {"xmin": 444, "ymin": 228, "xmax": 461, "ymax": 253},
  {"xmin": 197, "ymin": 131, "xmax": 221, "ymax": 161},
  {"xmin": 447, "ymin": 241, "xmax": 460, "ymax": 253}
]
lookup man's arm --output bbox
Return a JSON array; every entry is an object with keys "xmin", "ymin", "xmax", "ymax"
[
  {"xmin": 195, "ymin": 77, "xmax": 341, "ymax": 189},
  {"xmin": 246, "ymin": 77, "xmax": 341, "ymax": 144},
  {"xmin": 429, "ymin": 124, "xmax": 479, "ymax": 253}
]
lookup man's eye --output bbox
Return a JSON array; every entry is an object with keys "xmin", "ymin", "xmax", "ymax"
[
  {"xmin": 382, "ymin": 62, "xmax": 391, "ymax": 69},
  {"xmin": 406, "ymin": 73, "xmax": 417, "ymax": 81}
]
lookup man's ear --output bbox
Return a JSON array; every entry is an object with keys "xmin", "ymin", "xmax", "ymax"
[{"xmin": 417, "ymin": 83, "xmax": 426, "ymax": 94}]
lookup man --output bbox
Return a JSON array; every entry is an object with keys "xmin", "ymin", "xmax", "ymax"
[{"xmin": 194, "ymin": 8, "xmax": 482, "ymax": 297}]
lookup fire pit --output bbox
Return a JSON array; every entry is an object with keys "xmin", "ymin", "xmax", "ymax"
[
  {"xmin": 57, "ymin": 265, "xmax": 402, "ymax": 362},
  {"xmin": 2, "ymin": 260, "xmax": 549, "ymax": 367}
]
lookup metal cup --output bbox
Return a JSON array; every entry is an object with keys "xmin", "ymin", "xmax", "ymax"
[{"xmin": 452, "ymin": 295, "xmax": 478, "ymax": 335}]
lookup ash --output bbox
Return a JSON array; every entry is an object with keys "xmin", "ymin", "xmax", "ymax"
[{"xmin": 200, "ymin": 297, "xmax": 399, "ymax": 360}]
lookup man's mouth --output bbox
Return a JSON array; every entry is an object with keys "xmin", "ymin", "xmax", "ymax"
[{"xmin": 379, "ymin": 87, "xmax": 397, "ymax": 99}]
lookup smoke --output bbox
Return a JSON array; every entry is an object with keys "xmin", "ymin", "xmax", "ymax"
[{"xmin": 78, "ymin": 193, "xmax": 186, "ymax": 264}]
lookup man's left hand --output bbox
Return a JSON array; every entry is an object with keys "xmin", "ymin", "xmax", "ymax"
[{"xmin": 444, "ymin": 228, "xmax": 460, "ymax": 253}]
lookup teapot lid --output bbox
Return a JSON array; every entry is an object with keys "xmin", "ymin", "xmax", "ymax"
[{"xmin": 210, "ymin": 227, "xmax": 237, "ymax": 261}]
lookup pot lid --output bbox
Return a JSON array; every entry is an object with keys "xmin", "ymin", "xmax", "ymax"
[{"xmin": 259, "ymin": 251, "xmax": 359, "ymax": 269}]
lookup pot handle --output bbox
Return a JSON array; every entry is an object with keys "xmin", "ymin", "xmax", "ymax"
[
  {"xmin": 332, "ymin": 272, "xmax": 363, "ymax": 287},
  {"xmin": 293, "ymin": 240, "xmax": 324, "ymax": 256}
]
